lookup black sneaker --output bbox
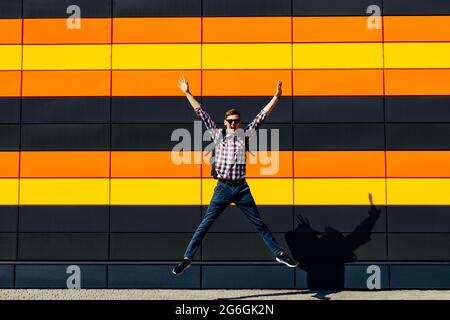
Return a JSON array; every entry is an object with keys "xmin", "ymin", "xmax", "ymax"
[
  {"xmin": 172, "ymin": 258, "xmax": 191, "ymax": 276},
  {"xmin": 276, "ymin": 251, "xmax": 298, "ymax": 268}
]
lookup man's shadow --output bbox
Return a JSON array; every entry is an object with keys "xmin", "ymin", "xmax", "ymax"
[
  {"xmin": 285, "ymin": 193, "xmax": 381, "ymax": 296},
  {"xmin": 218, "ymin": 193, "xmax": 381, "ymax": 301}
]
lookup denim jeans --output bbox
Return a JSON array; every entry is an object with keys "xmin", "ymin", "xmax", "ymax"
[{"xmin": 184, "ymin": 180, "xmax": 283, "ymax": 259}]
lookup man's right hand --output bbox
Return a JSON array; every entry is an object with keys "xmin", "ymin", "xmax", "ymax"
[{"xmin": 177, "ymin": 76, "xmax": 189, "ymax": 94}]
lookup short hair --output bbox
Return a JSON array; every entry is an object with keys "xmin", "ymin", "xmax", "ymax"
[{"xmin": 224, "ymin": 108, "xmax": 240, "ymax": 119}]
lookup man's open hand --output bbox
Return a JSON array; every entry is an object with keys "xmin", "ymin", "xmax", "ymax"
[
  {"xmin": 275, "ymin": 80, "xmax": 282, "ymax": 97},
  {"xmin": 177, "ymin": 76, "xmax": 189, "ymax": 94}
]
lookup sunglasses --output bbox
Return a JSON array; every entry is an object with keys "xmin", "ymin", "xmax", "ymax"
[{"xmin": 226, "ymin": 119, "xmax": 240, "ymax": 124}]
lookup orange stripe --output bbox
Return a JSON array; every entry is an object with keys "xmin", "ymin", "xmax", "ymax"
[
  {"xmin": 387, "ymin": 151, "xmax": 450, "ymax": 177},
  {"xmin": 203, "ymin": 70, "xmax": 292, "ymax": 96},
  {"xmin": 12, "ymin": 151, "xmax": 450, "ymax": 178},
  {"xmin": 293, "ymin": 17, "xmax": 382, "ymax": 42},
  {"xmin": 20, "ymin": 151, "xmax": 110, "ymax": 177},
  {"xmin": 23, "ymin": 18, "xmax": 111, "ymax": 44},
  {"xmin": 22, "ymin": 71, "xmax": 110, "ymax": 96},
  {"xmin": 111, "ymin": 151, "xmax": 201, "ymax": 178},
  {"xmin": 385, "ymin": 69, "xmax": 450, "ymax": 96},
  {"xmin": 202, "ymin": 151, "xmax": 293, "ymax": 178},
  {"xmin": 0, "ymin": 71, "xmax": 21, "ymax": 97},
  {"xmin": 385, "ymin": 16, "xmax": 450, "ymax": 42},
  {"xmin": 294, "ymin": 151, "xmax": 386, "ymax": 178},
  {"xmin": 293, "ymin": 69, "xmax": 384, "ymax": 96},
  {"xmin": 0, "ymin": 19, "xmax": 22, "ymax": 44},
  {"xmin": 112, "ymin": 70, "xmax": 201, "ymax": 96},
  {"xmin": 0, "ymin": 152, "xmax": 19, "ymax": 178},
  {"xmin": 203, "ymin": 17, "xmax": 291, "ymax": 43},
  {"xmin": 113, "ymin": 17, "xmax": 201, "ymax": 43}
]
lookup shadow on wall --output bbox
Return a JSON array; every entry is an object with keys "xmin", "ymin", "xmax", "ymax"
[{"xmin": 285, "ymin": 193, "xmax": 381, "ymax": 291}]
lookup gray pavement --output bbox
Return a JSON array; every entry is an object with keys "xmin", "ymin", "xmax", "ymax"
[{"xmin": 1, "ymin": 289, "xmax": 450, "ymax": 300}]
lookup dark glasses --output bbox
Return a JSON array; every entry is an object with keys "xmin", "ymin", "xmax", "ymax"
[{"xmin": 226, "ymin": 119, "xmax": 240, "ymax": 124}]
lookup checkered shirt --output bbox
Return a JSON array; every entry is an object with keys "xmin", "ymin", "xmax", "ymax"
[{"xmin": 195, "ymin": 106, "xmax": 267, "ymax": 180}]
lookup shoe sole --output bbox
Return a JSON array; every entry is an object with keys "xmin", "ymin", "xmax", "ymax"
[
  {"xmin": 172, "ymin": 263, "xmax": 191, "ymax": 276},
  {"xmin": 276, "ymin": 257, "xmax": 299, "ymax": 268}
]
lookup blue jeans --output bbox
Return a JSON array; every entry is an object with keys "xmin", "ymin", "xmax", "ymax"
[{"xmin": 184, "ymin": 180, "xmax": 283, "ymax": 259}]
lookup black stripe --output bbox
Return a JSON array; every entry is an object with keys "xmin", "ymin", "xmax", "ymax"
[
  {"xmin": 294, "ymin": 96, "xmax": 384, "ymax": 123},
  {"xmin": 113, "ymin": 0, "xmax": 201, "ymax": 17},
  {"xmin": 10, "ymin": 205, "xmax": 450, "ymax": 233},
  {"xmin": 18, "ymin": 233, "xmax": 109, "ymax": 260},
  {"xmin": 109, "ymin": 233, "xmax": 199, "ymax": 260},
  {"xmin": 391, "ymin": 265, "xmax": 450, "ymax": 289},
  {"xmin": 0, "ymin": 234, "xmax": 16, "ymax": 260},
  {"xmin": 294, "ymin": 124, "xmax": 385, "ymax": 150},
  {"xmin": 19, "ymin": 206, "xmax": 109, "ymax": 232},
  {"xmin": 384, "ymin": 0, "xmax": 450, "ymax": 15},
  {"xmin": 0, "ymin": 265, "xmax": 14, "ymax": 288},
  {"xmin": 15, "ymin": 265, "xmax": 107, "ymax": 288},
  {"xmin": 0, "ymin": 0, "xmax": 22, "ymax": 18},
  {"xmin": 21, "ymin": 124, "xmax": 110, "ymax": 150},
  {"xmin": 388, "ymin": 234, "xmax": 450, "ymax": 260},
  {"xmin": 112, "ymin": 97, "xmax": 197, "ymax": 124},
  {"xmin": 0, "ymin": 98, "xmax": 20, "ymax": 124},
  {"xmin": 111, "ymin": 205, "xmax": 201, "ymax": 232},
  {"xmin": 109, "ymin": 265, "xmax": 200, "ymax": 288},
  {"xmin": 293, "ymin": 0, "xmax": 382, "ymax": 16},
  {"xmin": 24, "ymin": 0, "xmax": 111, "ymax": 18},
  {"xmin": 388, "ymin": 206, "xmax": 450, "ymax": 233},
  {"xmin": 0, "ymin": 125, "xmax": 20, "ymax": 151},
  {"xmin": 203, "ymin": 265, "xmax": 293, "ymax": 288},
  {"xmin": 203, "ymin": 0, "xmax": 291, "ymax": 17},
  {"xmin": 22, "ymin": 98, "xmax": 110, "ymax": 124},
  {"xmin": 0, "ymin": 207, "xmax": 18, "ymax": 233},
  {"xmin": 386, "ymin": 124, "xmax": 450, "ymax": 150},
  {"xmin": 386, "ymin": 96, "xmax": 450, "ymax": 123}
]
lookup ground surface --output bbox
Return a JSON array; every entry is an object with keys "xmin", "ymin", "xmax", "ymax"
[{"xmin": 1, "ymin": 289, "xmax": 450, "ymax": 300}]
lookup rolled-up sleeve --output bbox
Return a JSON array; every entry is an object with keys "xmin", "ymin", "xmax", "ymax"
[
  {"xmin": 245, "ymin": 109, "xmax": 267, "ymax": 136},
  {"xmin": 195, "ymin": 106, "xmax": 219, "ymax": 141}
]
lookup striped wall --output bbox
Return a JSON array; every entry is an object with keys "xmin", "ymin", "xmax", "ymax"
[{"xmin": 1, "ymin": 0, "xmax": 450, "ymax": 289}]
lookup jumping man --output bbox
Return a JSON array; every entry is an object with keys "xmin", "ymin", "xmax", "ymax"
[{"xmin": 172, "ymin": 76, "xmax": 298, "ymax": 275}]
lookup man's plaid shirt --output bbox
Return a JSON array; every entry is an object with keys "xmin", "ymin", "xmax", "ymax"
[{"xmin": 195, "ymin": 106, "xmax": 267, "ymax": 181}]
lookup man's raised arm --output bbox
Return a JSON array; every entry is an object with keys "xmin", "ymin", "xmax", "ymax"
[
  {"xmin": 262, "ymin": 80, "xmax": 282, "ymax": 116},
  {"xmin": 178, "ymin": 76, "xmax": 201, "ymax": 110},
  {"xmin": 245, "ymin": 80, "xmax": 282, "ymax": 135},
  {"xmin": 177, "ymin": 76, "xmax": 218, "ymax": 136}
]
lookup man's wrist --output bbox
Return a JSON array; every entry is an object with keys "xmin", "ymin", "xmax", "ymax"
[{"xmin": 274, "ymin": 94, "xmax": 281, "ymax": 99}]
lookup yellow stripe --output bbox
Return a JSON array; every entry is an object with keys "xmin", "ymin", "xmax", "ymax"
[
  {"xmin": 111, "ymin": 178, "xmax": 200, "ymax": 205},
  {"xmin": 112, "ymin": 44, "xmax": 201, "ymax": 69},
  {"xmin": 293, "ymin": 43, "xmax": 383, "ymax": 69},
  {"xmin": 385, "ymin": 43, "xmax": 450, "ymax": 68},
  {"xmin": 294, "ymin": 178, "xmax": 386, "ymax": 205},
  {"xmin": 202, "ymin": 178, "xmax": 293, "ymax": 205},
  {"xmin": 20, "ymin": 178, "xmax": 109, "ymax": 205},
  {"xmin": 387, "ymin": 178, "xmax": 450, "ymax": 205},
  {"xmin": 0, "ymin": 179, "xmax": 19, "ymax": 205},
  {"xmin": 23, "ymin": 45, "xmax": 111, "ymax": 70},
  {"xmin": 13, "ymin": 178, "xmax": 450, "ymax": 205},
  {"xmin": 0, "ymin": 45, "xmax": 21, "ymax": 70},
  {"xmin": 202, "ymin": 44, "xmax": 291, "ymax": 69}
]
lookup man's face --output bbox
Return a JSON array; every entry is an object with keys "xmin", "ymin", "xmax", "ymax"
[{"xmin": 224, "ymin": 114, "xmax": 240, "ymax": 132}]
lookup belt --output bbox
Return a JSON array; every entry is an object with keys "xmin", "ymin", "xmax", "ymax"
[{"xmin": 218, "ymin": 178, "xmax": 246, "ymax": 185}]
